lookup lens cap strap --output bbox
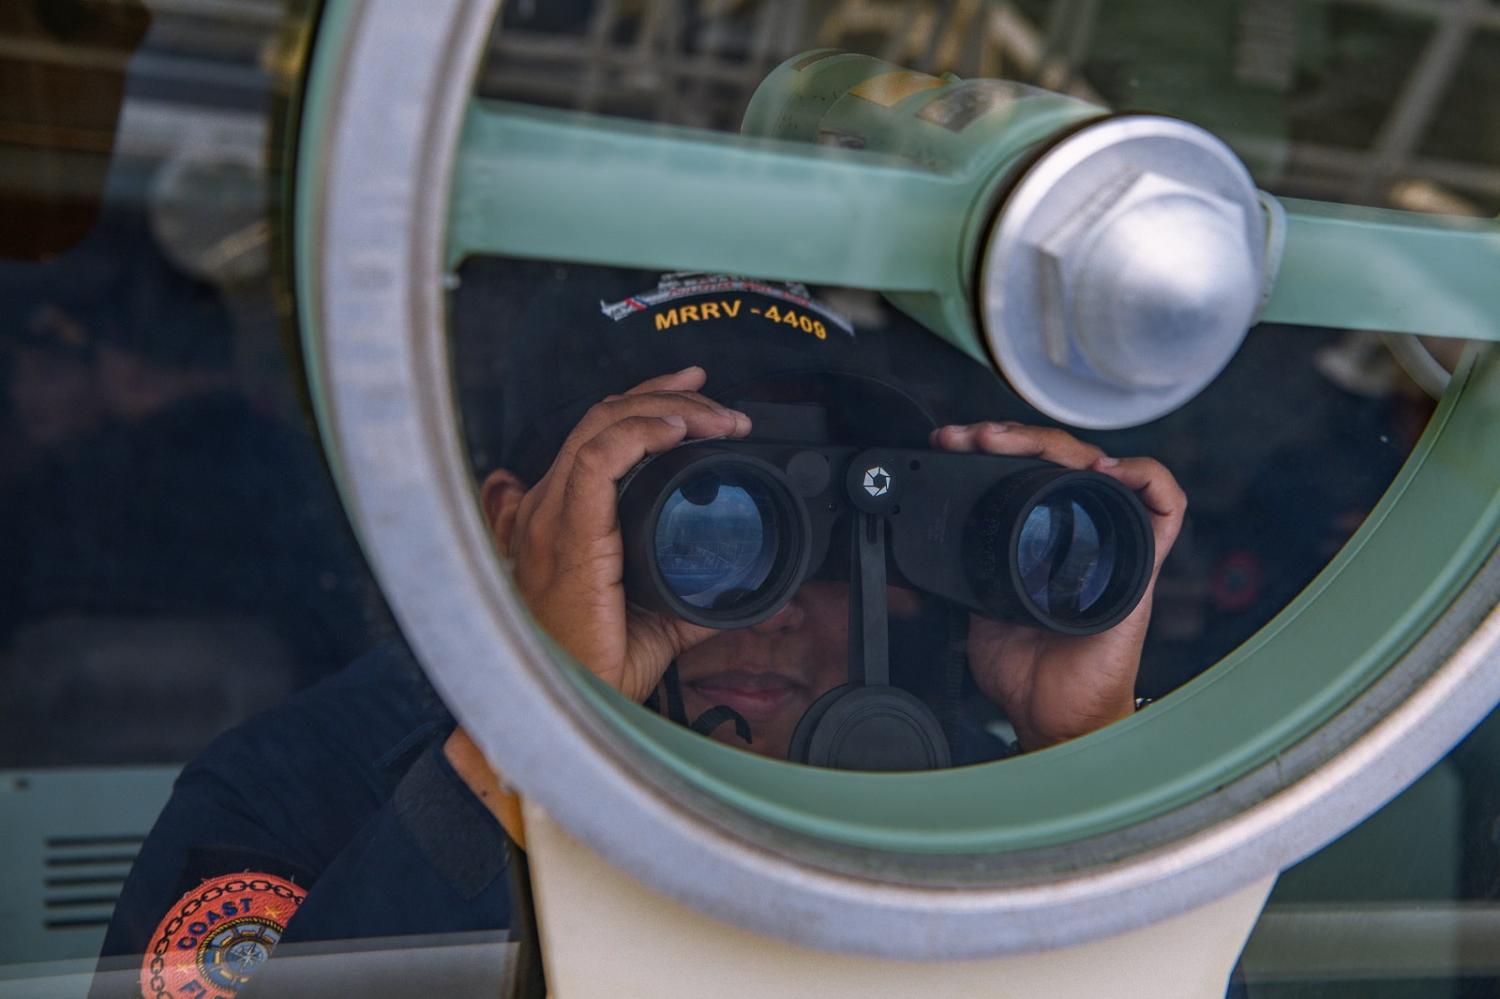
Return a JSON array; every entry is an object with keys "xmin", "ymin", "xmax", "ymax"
[
  {"xmin": 849, "ymin": 511, "xmax": 889, "ymax": 687},
  {"xmin": 787, "ymin": 513, "xmax": 954, "ymax": 770},
  {"xmin": 689, "ymin": 705, "xmax": 753, "ymax": 744},
  {"xmin": 660, "ymin": 661, "xmax": 754, "ymax": 745}
]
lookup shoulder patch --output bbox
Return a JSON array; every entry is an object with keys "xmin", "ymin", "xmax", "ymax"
[{"xmin": 140, "ymin": 872, "xmax": 304, "ymax": 999}]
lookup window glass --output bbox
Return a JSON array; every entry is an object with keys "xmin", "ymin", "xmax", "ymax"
[
  {"xmin": 2, "ymin": 1, "xmax": 1497, "ymax": 995},
  {"xmin": 0, "ymin": 0, "xmax": 394, "ymax": 976},
  {"xmin": 0, "ymin": 0, "xmax": 391, "ymax": 770},
  {"xmin": 452, "ymin": 0, "xmax": 1498, "ymax": 992},
  {"xmin": 461, "ymin": 0, "xmax": 1453, "ymax": 757}
]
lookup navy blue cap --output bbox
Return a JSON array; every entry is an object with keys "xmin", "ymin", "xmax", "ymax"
[{"xmin": 450, "ymin": 257, "xmax": 1026, "ymax": 483}]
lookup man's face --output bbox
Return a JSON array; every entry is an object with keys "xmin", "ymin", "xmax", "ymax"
[{"xmin": 675, "ymin": 581, "xmax": 921, "ymax": 760}]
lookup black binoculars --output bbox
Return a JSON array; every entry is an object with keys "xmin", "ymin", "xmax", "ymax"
[{"xmin": 618, "ymin": 417, "xmax": 1154, "ymax": 637}]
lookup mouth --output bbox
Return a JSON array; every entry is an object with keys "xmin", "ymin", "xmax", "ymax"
[{"xmin": 685, "ymin": 670, "xmax": 809, "ymax": 723}]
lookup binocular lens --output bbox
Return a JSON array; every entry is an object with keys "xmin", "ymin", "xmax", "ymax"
[
  {"xmin": 654, "ymin": 470, "xmax": 783, "ymax": 612},
  {"xmin": 1017, "ymin": 491, "xmax": 1117, "ymax": 619}
]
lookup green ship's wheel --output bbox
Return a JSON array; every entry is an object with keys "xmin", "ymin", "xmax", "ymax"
[{"xmin": 293, "ymin": 0, "xmax": 1500, "ymax": 958}]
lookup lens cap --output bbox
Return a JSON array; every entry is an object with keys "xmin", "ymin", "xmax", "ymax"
[{"xmin": 788, "ymin": 685, "xmax": 951, "ymax": 771}]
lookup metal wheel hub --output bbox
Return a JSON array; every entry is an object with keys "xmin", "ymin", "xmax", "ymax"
[{"xmin": 981, "ymin": 116, "xmax": 1266, "ymax": 428}]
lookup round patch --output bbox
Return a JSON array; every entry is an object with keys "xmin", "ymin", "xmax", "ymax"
[{"xmin": 141, "ymin": 872, "xmax": 304, "ymax": 999}]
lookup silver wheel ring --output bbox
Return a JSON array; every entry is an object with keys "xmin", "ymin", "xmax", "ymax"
[{"xmin": 301, "ymin": 0, "xmax": 1500, "ymax": 959}]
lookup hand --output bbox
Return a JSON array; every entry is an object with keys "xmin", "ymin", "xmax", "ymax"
[
  {"xmin": 487, "ymin": 367, "xmax": 752, "ymax": 702},
  {"xmin": 930, "ymin": 422, "xmax": 1186, "ymax": 751}
]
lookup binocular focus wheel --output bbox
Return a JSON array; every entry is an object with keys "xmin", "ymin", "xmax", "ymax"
[{"xmin": 788, "ymin": 685, "xmax": 952, "ymax": 771}]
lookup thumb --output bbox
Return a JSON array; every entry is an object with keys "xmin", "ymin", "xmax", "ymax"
[
  {"xmin": 622, "ymin": 613, "xmax": 719, "ymax": 702},
  {"xmin": 668, "ymin": 619, "xmax": 719, "ymax": 658}
]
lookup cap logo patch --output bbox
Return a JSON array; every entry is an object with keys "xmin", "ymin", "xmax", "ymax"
[
  {"xmin": 141, "ymin": 872, "xmax": 303, "ymax": 999},
  {"xmin": 600, "ymin": 272, "xmax": 854, "ymax": 337}
]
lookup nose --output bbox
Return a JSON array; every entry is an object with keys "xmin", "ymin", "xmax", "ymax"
[{"xmin": 749, "ymin": 596, "xmax": 805, "ymax": 634}]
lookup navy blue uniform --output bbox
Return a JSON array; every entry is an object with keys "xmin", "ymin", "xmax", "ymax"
[
  {"xmin": 92, "ymin": 267, "xmax": 1023, "ymax": 997},
  {"xmin": 91, "ymin": 642, "xmax": 511, "ymax": 997}
]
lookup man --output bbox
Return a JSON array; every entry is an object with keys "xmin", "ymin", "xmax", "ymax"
[
  {"xmin": 93, "ymin": 269, "xmax": 1183, "ymax": 998},
  {"xmin": 464, "ymin": 363, "xmax": 1182, "ymax": 763}
]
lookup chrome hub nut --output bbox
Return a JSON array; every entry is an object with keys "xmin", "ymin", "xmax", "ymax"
[{"xmin": 982, "ymin": 116, "xmax": 1268, "ymax": 428}]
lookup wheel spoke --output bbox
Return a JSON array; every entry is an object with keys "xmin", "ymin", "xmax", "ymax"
[
  {"xmin": 449, "ymin": 99, "xmax": 970, "ymax": 292},
  {"xmin": 1261, "ymin": 197, "xmax": 1500, "ymax": 342}
]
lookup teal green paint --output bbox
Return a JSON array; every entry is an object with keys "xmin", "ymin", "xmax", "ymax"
[
  {"xmin": 564, "ymin": 345, "xmax": 1500, "ymax": 853},
  {"xmin": 450, "ymin": 100, "xmax": 970, "ymax": 294},
  {"xmin": 450, "ymin": 53, "xmax": 1102, "ymax": 365},
  {"xmin": 740, "ymin": 50, "xmax": 892, "ymax": 143},
  {"xmin": 1262, "ymin": 198, "xmax": 1500, "ymax": 342},
  {"xmin": 746, "ymin": 53, "xmax": 1102, "ymax": 365},
  {"xmin": 294, "ymin": 13, "xmax": 1500, "ymax": 854},
  {"xmin": 742, "ymin": 52, "xmax": 1098, "ymax": 183}
]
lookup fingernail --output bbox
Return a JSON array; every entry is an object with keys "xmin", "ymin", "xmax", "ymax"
[
  {"xmin": 1096, "ymin": 456, "xmax": 1119, "ymax": 467},
  {"xmin": 678, "ymin": 365, "xmax": 703, "ymax": 375},
  {"xmin": 982, "ymin": 422, "xmax": 1009, "ymax": 433},
  {"xmin": 662, "ymin": 415, "xmax": 687, "ymax": 429}
]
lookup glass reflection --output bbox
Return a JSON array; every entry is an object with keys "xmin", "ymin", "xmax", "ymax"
[
  {"xmin": 0, "ymin": 1, "xmax": 1492, "ymax": 996},
  {"xmin": 1017, "ymin": 495, "xmax": 1114, "ymax": 617},
  {"xmin": 656, "ymin": 473, "xmax": 779, "ymax": 611},
  {"xmin": 0, "ymin": 1, "xmax": 390, "ymax": 771}
]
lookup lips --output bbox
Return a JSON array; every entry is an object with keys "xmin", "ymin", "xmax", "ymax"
[{"xmin": 685, "ymin": 670, "xmax": 808, "ymax": 723}]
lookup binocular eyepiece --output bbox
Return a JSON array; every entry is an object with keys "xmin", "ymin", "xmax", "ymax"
[{"xmin": 619, "ymin": 440, "xmax": 1153, "ymax": 636}]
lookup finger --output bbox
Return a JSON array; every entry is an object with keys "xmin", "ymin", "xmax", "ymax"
[
  {"xmin": 1093, "ymin": 456, "xmax": 1187, "ymax": 563},
  {"xmin": 1092, "ymin": 456, "xmax": 1186, "ymax": 520},
  {"xmin": 668, "ymin": 619, "xmax": 720, "ymax": 659},
  {"xmin": 598, "ymin": 391, "xmax": 751, "ymax": 438},
  {"xmin": 529, "ymin": 390, "xmax": 751, "ymax": 538},
  {"xmin": 932, "ymin": 422, "xmax": 1105, "ymax": 469},
  {"xmin": 560, "ymin": 415, "xmax": 692, "ymax": 539},
  {"xmin": 929, "ymin": 422, "xmax": 982, "ymax": 452},
  {"xmin": 622, "ymin": 611, "xmax": 722, "ymax": 703},
  {"xmin": 623, "ymin": 366, "xmax": 707, "ymax": 396},
  {"xmin": 559, "ymin": 393, "xmax": 749, "ymax": 475}
]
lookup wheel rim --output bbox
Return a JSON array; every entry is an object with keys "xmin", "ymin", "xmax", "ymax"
[{"xmin": 294, "ymin": 0, "xmax": 1500, "ymax": 958}]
